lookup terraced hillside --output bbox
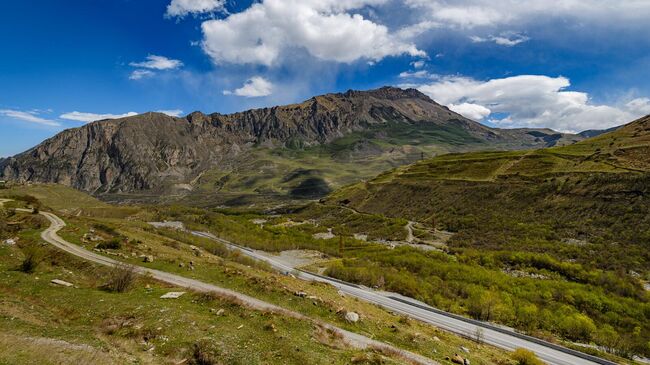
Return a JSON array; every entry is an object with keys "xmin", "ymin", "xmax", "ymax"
[{"xmin": 314, "ymin": 115, "xmax": 650, "ymax": 358}]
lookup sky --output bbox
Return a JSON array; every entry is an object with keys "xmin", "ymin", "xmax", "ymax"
[{"xmin": 1, "ymin": 0, "xmax": 650, "ymax": 157}]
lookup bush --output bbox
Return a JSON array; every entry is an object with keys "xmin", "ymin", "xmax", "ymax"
[
  {"xmin": 103, "ymin": 264, "xmax": 137, "ymax": 293},
  {"xmin": 18, "ymin": 247, "xmax": 41, "ymax": 273},
  {"xmin": 190, "ymin": 339, "xmax": 220, "ymax": 365},
  {"xmin": 511, "ymin": 348, "xmax": 545, "ymax": 365},
  {"xmin": 96, "ymin": 239, "xmax": 121, "ymax": 250}
]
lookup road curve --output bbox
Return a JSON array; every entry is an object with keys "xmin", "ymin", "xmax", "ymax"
[
  {"xmin": 190, "ymin": 231, "xmax": 618, "ymax": 365},
  {"xmin": 15, "ymin": 207, "xmax": 439, "ymax": 365}
]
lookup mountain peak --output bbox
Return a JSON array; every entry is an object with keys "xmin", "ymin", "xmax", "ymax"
[{"xmin": 343, "ymin": 86, "xmax": 430, "ymax": 101}]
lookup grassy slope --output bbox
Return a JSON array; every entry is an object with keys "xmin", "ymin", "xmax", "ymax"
[
  {"xmin": 308, "ymin": 116, "xmax": 650, "ymax": 359},
  {"xmin": 0, "ymin": 185, "xmax": 515, "ymax": 365}
]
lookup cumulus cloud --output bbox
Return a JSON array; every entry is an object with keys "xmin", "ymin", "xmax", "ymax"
[
  {"xmin": 129, "ymin": 69, "xmax": 155, "ymax": 80},
  {"xmin": 448, "ymin": 102, "xmax": 492, "ymax": 121},
  {"xmin": 200, "ymin": 0, "xmax": 424, "ymax": 66},
  {"xmin": 412, "ymin": 74, "xmax": 647, "ymax": 132},
  {"xmin": 166, "ymin": 0, "xmax": 225, "ymax": 17},
  {"xmin": 470, "ymin": 32, "xmax": 529, "ymax": 46},
  {"xmin": 60, "ymin": 111, "xmax": 138, "ymax": 123},
  {"xmin": 224, "ymin": 77, "xmax": 274, "ymax": 97},
  {"xmin": 129, "ymin": 55, "xmax": 183, "ymax": 70},
  {"xmin": 0, "ymin": 109, "xmax": 60, "ymax": 127}
]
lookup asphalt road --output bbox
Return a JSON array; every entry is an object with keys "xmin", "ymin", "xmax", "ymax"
[
  {"xmin": 16, "ymin": 207, "xmax": 439, "ymax": 365},
  {"xmin": 190, "ymin": 231, "xmax": 618, "ymax": 365}
]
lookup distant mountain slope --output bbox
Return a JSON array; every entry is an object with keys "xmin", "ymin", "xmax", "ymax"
[
  {"xmin": 325, "ymin": 114, "xmax": 650, "ymax": 270},
  {"xmin": 0, "ymin": 87, "xmax": 589, "ymax": 203}
]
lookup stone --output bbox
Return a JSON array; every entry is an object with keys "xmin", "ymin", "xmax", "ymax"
[
  {"xmin": 294, "ymin": 291, "xmax": 307, "ymax": 298},
  {"xmin": 51, "ymin": 279, "xmax": 73, "ymax": 287},
  {"xmin": 344, "ymin": 311, "xmax": 360, "ymax": 323},
  {"xmin": 460, "ymin": 346, "xmax": 470, "ymax": 354},
  {"xmin": 141, "ymin": 255, "xmax": 154, "ymax": 263},
  {"xmin": 451, "ymin": 354, "xmax": 465, "ymax": 364},
  {"xmin": 433, "ymin": 336, "xmax": 440, "ymax": 342},
  {"xmin": 160, "ymin": 291, "xmax": 185, "ymax": 299}
]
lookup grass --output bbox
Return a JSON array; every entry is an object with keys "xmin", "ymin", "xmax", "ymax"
[
  {"xmin": 0, "ymin": 210, "xmax": 410, "ymax": 365},
  {"xmin": 309, "ymin": 117, "xmax": 650, "ymax": 360},
  {"xmin": 0, "ymin": 186, "xmax": 518, "ymax": 365}
]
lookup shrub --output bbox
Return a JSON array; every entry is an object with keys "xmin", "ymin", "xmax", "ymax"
[
  {"xmin": 96, "ymin": 239, "xmax": 121, "ymax": 250},
  {"xmin": 512, "ymin": 348, "xmax": 545, "ymax": 365},
  {"xmin": 19, "ymin": 247, "xmax": 41, "ymax": 273},
  {"xmin": 190, "ymin": 339, "xmax": 220, "ymax": 365},
  {"xmin": 103, "ymin": 264, "xmax": 137, "ymax": 293}
]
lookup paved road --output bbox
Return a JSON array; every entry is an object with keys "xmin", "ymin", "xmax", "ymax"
[
  {"xmin": 11, "ymin": 206, "xmax": 438, "ymax": 365},
  {"xmin": 191, "ymin": 231, "xmax": 618, "ymax": 365}
]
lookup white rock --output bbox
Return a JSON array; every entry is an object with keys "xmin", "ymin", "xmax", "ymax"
[
  {"xmin": 51, "ymin": 279, "xmax": 73, "ymax": 287},
  {"xmin": 344, "ymin": 311, "xmax": 360, "ymax": 323},
  {"xmin": 160, "ymin": 291, "xmax": 185, "ymax": 299}
]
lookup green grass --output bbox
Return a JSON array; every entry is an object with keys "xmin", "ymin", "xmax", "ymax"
[
  {"xmin": 311, "ymin": 117, "xmax": 650, "ymax": 360},
  {"xmin": 0, "ymin": 190, "xmax": 518, "ymax": 365},
  {"xmin": 0, "ymin": 211, "xmax": 413, "ymax": 365}
]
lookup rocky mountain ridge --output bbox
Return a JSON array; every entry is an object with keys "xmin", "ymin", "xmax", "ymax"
[{"xmin": 0, "ymin": 86, "xmax": 592, "ymax": 200}]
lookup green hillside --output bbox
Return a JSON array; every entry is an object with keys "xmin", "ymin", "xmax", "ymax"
[{"xmin": 309, "ymin": 115, "xmax": 650, "ymax": 358}]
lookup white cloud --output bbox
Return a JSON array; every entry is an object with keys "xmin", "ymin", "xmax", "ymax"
[
  {"xmin": 156, "ymin": 109, "xmax": 184, "ymax": 117},
  {"xmin": 224, "ymin": 77, "xmax": 274, "ymax": 97},
  {"xmin": 166, "ymin": 0, "xmax": 225, "ymax": 17},
  {"xmin": 0, "ymin": 109, "xmax": 60, "ymax": 127},
  {"xmin": 625, "ymin": 98, "xmax": 650, "ymax": 116},
  {"xmin": 129, "ymin": 69, "xmax": 155, "ymax": 80},
  {"xmin": 448, "ymin": 102, "xmax": 491, "ymax": 120},
  {"xmin": 398, "ymin": 70, "xmax": 435, "ymax": 79},
  {"xmin": 200, "ymin": 0, "xmax": 424, "ymax": 66},
  {"xmin": 470, "ymin": 32, "xmax": 529, "ymax": 46},
  {"xmin": 412, "ymin": 74, "xmax": 647, "ymax": 132},
  {"xmin": 404, "ymin": 0, "xmax": 650, "ymax": 29},
  {"xmin": 129, "ymin": 55, "xmax": 183, "ymax": 70},
  {"xmin": 411, "ymin": 60, "xmax": 425, "ymax": 69},
  {"xmin": 60, "ymin": 111, "xmax": 138, "ymax": 123}
]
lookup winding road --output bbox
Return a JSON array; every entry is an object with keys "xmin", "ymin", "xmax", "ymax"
[
  {"xmin": 4, "ymin": 203, "xmax": 438, "ymax": 365},
  {"xmin": 190, "ymin": 231, "xmax": 618, "ymax": 365},
  {"xmin": 3, "ymin": 198, "xmax": 617, "ymax": 365}
]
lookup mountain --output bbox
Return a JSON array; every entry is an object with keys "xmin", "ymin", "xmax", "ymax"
[{"xmin": 0, "ymin": 87, "xmax": 589, "ymax": 204}]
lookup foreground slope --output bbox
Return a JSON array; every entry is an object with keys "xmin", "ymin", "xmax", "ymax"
[
  {"xmin": 1, "ymin": 87, "xmax": 586, "ymax": 204},
  {"xmin": 0, "ymin": 185, "xmax": 517, "ymax": 365}
]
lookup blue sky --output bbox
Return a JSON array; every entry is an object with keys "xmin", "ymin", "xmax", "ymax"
[{"xmin": 1, "ymin": 0, "xmax": 650, "ymax": 156}]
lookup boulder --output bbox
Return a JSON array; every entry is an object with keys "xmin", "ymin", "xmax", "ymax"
[{"xmin": 344, "ymin": 311, "xmax": 360, "ymax": 323}]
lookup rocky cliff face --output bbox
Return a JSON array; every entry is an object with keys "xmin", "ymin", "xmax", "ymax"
[{"xmin": 0, "ymin": 86, "xmax": 582, "ymax": 197}]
